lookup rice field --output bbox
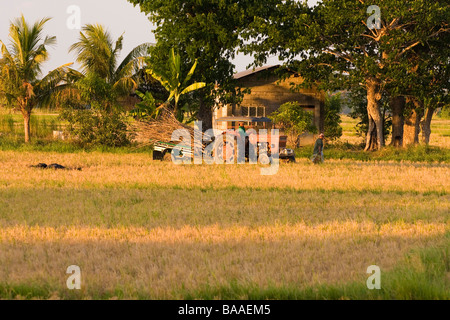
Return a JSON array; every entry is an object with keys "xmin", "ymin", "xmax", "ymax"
[
  {"xmin": 0, "ymin": 108, "xmax": 64, "ymax": 140},
  {"xmin": 0, "ymin": 150, "xmax": 448, "ymax": 299}
]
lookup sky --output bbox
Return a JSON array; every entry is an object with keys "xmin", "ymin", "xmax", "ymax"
[{"xmin": 0, "ymin": 0, "xmax": 319, "ymax": 75}]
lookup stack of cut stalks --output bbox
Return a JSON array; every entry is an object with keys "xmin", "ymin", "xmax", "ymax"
[{"xmin": 129, "ymin": 106, "xmax": 195, "ymax": 148}]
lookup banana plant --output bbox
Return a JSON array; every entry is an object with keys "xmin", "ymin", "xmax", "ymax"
[
  {"xmin": 146, "ymin": 48, "xmax": 206, "ymax": 116},
  {"xmin": 130, "ymin": 90, "xmax": 159, "ymax": 119}
]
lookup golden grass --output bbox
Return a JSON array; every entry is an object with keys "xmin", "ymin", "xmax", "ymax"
[
  {"xmin": 0, "ymin": 151, "xmax": 448, "ymax": 193},
  {"xmin": 0, "ymin": 149, "xmax": 448, "ymax": 299},
  {"xmin": 0, "ymin": 222, "xmax": 447, "ymax": 298},
  {"xmin": 1, "ymin": 189, "xmax": 448, "ymax": 228},
  {"xmin": 0, "ymin": 222, "xmax": 446, "ymax": 243}
]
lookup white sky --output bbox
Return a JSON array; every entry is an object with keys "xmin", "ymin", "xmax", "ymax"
[{"xmin": 0, "ymin": 0, "xmax": 319, "ymax": 75}]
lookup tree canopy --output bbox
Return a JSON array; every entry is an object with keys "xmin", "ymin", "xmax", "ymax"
[
  {"xmin": 128, "ymin": 0, "xmax": 282, "ymax": 128},
  {"xmin": 69, "ymin": 23, "xmax": 152, "ymax": 96},
  {"xmin": 242, "ymin": 0, "xmax": 449, "ymax": 150}
]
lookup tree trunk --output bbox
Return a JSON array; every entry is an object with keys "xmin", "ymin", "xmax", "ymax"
[
  {"xmin": 420, "ymin": 106, "xmax": 435, "ymax": 145},
  {"xmin": 23, "ymin": 111, "xmax": 31, "ymax": 143},
  {"xmin": 403, "ymin": 98, "xmax": 423, "ymax": 146},
  {"xmin": 364, "ymin": 79, "xmax": 384, "ymax": 151},
  {"xmin": 198, "ymin": 96, "xmax": 212, "ymax": 131},
  {"xmin": 389, "ymin": 96, "xmax": 405, "ymax": 147},
  {"xmin": 365, "ymin": 117, "xmax": 377, "ymax": 151}
]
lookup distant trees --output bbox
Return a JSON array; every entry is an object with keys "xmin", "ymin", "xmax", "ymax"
[
  {"xmin": 242, "ymin": 0, "xmax": 449, "ymax": 150},
  {"xmin": 0, "ymin": 16, "xmax": 74, "ymax": 142}
]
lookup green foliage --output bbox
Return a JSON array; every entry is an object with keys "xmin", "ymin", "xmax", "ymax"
[
  {"xmin": 129, "ymin": 90, "xmax": 158, "ymax": 120},
  {"xmin": 69, "ymin": 24, "xmax": 151, "ymax": 95},
  {"xmin": 323, "ymin": 93, "xmax": 343, "ymax": 141},
  {"xmin": 59, "ymin": 105, "xmax": 131, "ymax": 148},
  {"xmin": 128, "ymin": 0, "xmax": 265, "ymax": 126},
  {"xmin": 146, "ymin": 48, "xmax": 206, "ymax": 121},
  {"xmin": 60, "ymin": 25, "xmax": 150, "ymax": 147},
  {"xmin": 75, "ymin": 73, "xmax": 116, "ymax": 105},
  {"xmin": 437, "ymin": 106, "xmax": 450, "ymax": 119},
  {"xmin": 243, "ymin": 0, "xmax": 449, "ymax": 150},
  {"xmin": 0, "ymin": 15, "xmax": 75, "ymax": 142},
  {"xmin": 59, "ymin": 74, "xmax": 132, "ymax": 147},
  {"xmin": 270, "ymin": 101, "xmax": 317, "ymax": 146}
]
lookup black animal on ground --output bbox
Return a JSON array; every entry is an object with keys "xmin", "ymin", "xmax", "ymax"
[{"xmin": 29, "ymin": 163, "xmax": 82, "ymax": 171}]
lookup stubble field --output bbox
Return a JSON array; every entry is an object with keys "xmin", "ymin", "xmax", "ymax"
[{"xmin": 0, "ymin": 149, "xmax": 448, "ymax": 299}]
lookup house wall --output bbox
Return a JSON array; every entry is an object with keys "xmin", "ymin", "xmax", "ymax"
[{"xmin": 213, "ymin": 69, "xmax": 325, "ymax": 146}]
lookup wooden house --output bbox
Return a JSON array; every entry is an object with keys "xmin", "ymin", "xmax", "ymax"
[{"xmin": 212, "ymin": 65, "xmax": 325, "ymax": 146}]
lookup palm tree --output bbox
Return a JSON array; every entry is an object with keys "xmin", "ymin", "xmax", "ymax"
[
  {"xmin": 147, "ymin": 48, "xmax": 206, "ymax": 116},
  {"xmin": 0, "ymin": 15, "xmax": 74, "ymax": 142},
  {"xmin": 69, "ymin": 24, "xmax": 152, "ymax": 96}
]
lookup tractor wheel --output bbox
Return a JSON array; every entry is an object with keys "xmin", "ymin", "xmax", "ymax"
[
  {"xmin": 259, "ymin": 154, "xmax": 271, "ymax": 165},
  {"xmin": 215, "ymin": 140, "xmax": 235, "ymax": 163},
  {"xmin": 163, "ymin": 150, "xmax": 172, "ymax": 162}
]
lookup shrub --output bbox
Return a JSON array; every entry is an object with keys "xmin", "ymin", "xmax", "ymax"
[
  {"xmin": 270, "ymin": 101, "xmax": 317, "ymax": 147},
  {"xmin": 60, "ymin": 101, "xmax": 132, "ymax": 147},
  {"xmin": 59, "ymin": 74, "xmax": 133, "ymax": 147}
]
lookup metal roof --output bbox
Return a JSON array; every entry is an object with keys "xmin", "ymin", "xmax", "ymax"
[
  {"xmin": 233, "ymin": 65, "xmax": 280, "ymax": 80},
  {"xmin": 215, "ymin": 116, "xmax": 272, "ymax": 123}
]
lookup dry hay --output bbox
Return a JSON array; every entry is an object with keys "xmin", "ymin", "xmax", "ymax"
[{"xmin": 129, "ymin": 106, "xmax": 195, "ymax": 146}]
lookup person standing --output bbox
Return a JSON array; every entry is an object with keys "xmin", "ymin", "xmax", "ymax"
[
  {"xmin": 312, "ymin": 133, "xmax": 325, "ymax": 164},
  {"xmin": 237, "ymin": 122, "xmax": 246, "ymax": 136},
  {"xmin": 236, "ymin": 122, "xmax": 247, "ymax": 162}
]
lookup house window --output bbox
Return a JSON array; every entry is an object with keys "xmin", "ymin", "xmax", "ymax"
[
  {"xmin": 242, "ymin": 106, "xmax": 266, "ymax": 117},
  {"xmin": 258, "ymin": 106, "xmax": 265, "ymax": 117}
]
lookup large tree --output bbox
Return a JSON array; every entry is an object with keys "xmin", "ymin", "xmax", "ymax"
[
  {"xmin": 243, "ymin": 0, "xmax": 449, "ymax": 150},
  {"xmin": 128, "ymin": 0, "xmax": 279, "ymax": 129},
  {"xmin": 0, "ymin": 16, "xmax": 74, "ymax": 142}
]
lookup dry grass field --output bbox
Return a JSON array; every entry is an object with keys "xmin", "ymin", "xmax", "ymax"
[{"xmin": 0, "ymin": 149, "xmax": 449, "ymax": 299}]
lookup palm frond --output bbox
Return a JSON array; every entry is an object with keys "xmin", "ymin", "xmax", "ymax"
[
  {"xmin": 115, "ymin": 42, "xmax": 153, "ymax": 79},
  {"xmin": 69, "ymin": 24, "xmax": 114, "ymax": 78},
  {"xmin": 112, "ymin": 77, "xmax": 138, "ymax": 95}
]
